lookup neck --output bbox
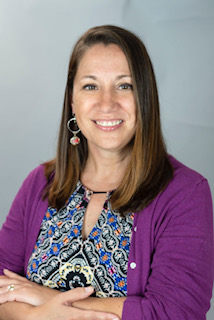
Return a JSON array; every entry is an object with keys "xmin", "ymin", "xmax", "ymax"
[{"xmin": 81, "ymin": 148, "xmax": 131, "ymax": 192}]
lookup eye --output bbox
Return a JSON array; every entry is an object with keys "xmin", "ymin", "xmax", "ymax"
[
  {"xmin": 83, "ymin": 84, "xmax": 97, "ymax": 90},
  {"xmin": 118, "ymin": 83, "xmax": 133, "ymax": 90}
]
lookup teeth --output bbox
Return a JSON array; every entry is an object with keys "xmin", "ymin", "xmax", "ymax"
[{"xmin": 95, "ymin": 120, "xmax": 122, "ymax": 127}]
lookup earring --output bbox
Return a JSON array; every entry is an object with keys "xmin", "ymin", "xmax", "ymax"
[{"xmin": 67, "ymin": 117, "xmax": 80, "ymax": 145}]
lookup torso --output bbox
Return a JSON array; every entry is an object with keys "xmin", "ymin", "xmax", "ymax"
[{"xmin": 26, "ymin": 181, "xmax": 134, "ymax": 297}]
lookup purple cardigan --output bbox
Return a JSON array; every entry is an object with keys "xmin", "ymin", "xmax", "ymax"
[{"xmin": 0, "ymin": 156, "xmax": 213, "ymax": 319}]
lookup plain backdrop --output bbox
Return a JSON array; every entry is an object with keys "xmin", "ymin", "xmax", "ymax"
[{"xmin": 0, "ymin": 0, "xmax": 213, "ymax": 318}]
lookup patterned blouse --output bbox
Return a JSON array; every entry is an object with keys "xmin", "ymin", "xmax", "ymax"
[{"xmin": 27, "ymin": 181, "xmax": 134, "ymax": 297}]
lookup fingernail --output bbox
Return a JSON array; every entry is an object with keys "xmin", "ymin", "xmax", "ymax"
[{"xmin": 84, "ymin": 286, "xmax": 94, "ymax": 294}]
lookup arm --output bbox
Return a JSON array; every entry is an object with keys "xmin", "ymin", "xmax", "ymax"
[
  {"xmin": 0, "ymin": 269, "xmax": 59, "ymax": 305},
  {"xmin": 0, "ymin": 166, "xmax": 48, "ymax": 276},
  {"xmin": 0, "ymin": 269, "xmax": 125, "ymax": 318},
  {"xmin": 0, "ymin": 302, "xmax": 33, "ymax": 320},
  {"xmin": 0, "ymin": 274, "xmax": 122, "ymax": 319},
  {"xmin": 0, "ymin": 184, "xmax": 26, "ymax": 275},
  {"xmin": 0, "ymin": 287, "xmax": 119, "ymax": 320},
  {"xmin": 72, "ymin": 296, "xmax": 126, "ymax": 319},
  {"xmin": 123, "ymin": 178, "xmax": 214, "ymax": 319}
]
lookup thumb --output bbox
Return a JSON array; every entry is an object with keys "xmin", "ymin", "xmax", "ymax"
[{"xmin": 59, "ymin": 286, "xmax": 94, "ymax": 305}]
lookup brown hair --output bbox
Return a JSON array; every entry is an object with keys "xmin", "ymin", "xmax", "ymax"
[{"xmin": 44, "ymin": 25, "xmax": 173, "ymax": 214}]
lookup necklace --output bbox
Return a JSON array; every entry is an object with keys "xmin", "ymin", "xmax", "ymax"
[{"xmin": 92, "ymin": 191, "xmax": 108, "ymax": 194}]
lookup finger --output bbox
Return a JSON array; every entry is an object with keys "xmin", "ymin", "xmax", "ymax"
[
  {"xmin": 58, "ymin": 287, "xmax": 94, "ymax": 305},
  {"xmin": 0, "ymin": 277, "xmax": 25, "ymax": 288},
  {"xmin": 3, "ymin": 269, "xmax": 25, "ymax": 281},
  {"xmin": 0, "ymin": 276, "xmax": 9, "ymax": 286},
  {"xmin": 69, "ymin": 308, "xmax": 119, "ymax": 320},
  {"xmin": 0, "ymin": 280, "xmax": 19, "ymax": 289},
  {"xmin": 0, "ymin": 285, "xmax": 11, "ymax": 295},
  {"xmin": 0, "ymin": 285, "xmax": 22, "ymax": 304}
]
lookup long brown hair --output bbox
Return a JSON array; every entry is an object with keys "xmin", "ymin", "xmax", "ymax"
[{"xmin": 44, "ymin": 25, "xmax": 173, "ymax": 214}]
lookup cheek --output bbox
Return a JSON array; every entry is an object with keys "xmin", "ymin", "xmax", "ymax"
[
  {"xmin": 134, "ymin": 113, "xmax": 137, "ymax": 125},
  {"xmin": 71, "ymin": 99, "xmax": 83, "ymax": 116},
  {"xmin": 128, "ymin": 101, "xmax": 137, "ymax": 124},
  {"xmin": 130, "ymin": 112, "xmax": 137, "ymax": 132}
]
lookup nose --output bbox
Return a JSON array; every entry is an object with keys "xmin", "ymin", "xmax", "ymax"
[{"xmin": 97, "ymin": 88, "xmax": 117, "ymax": 113}]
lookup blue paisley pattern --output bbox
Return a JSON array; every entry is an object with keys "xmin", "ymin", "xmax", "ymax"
[{"xmin": 27, "ymin": 181, "xmax": 134, "ymax": 297}]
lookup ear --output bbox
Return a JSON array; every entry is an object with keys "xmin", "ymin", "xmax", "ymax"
[
  {"xmin": 71, "ymin": 101, "xmax": 75, "ymax": 115},
  {"xmin": 70, "ymin": 91, "xmax": 75, "ymax": 114}
]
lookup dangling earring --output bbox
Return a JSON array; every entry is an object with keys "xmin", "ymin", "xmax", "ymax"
[{"xmin": 67, "ymin": 116, "xmax": 80, "ymax": 145}]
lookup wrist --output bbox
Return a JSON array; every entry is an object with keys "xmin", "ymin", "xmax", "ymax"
[{"xmin": 0, "ymin": 303, "xmax": 35, "ymax": 320}]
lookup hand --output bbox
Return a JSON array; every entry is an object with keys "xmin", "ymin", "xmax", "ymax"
[
  {"xmin": 0, "ymin": 269, "xmax": 59, "ymax": 306},
  {"xmin": 28, "ymin": 287, "xmax": 119, "ymax": 320}
]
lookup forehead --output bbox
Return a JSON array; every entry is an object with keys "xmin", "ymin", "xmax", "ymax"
[{"xmin": 76, "ymin": 43, "xmax": 130, "ymax": 74}]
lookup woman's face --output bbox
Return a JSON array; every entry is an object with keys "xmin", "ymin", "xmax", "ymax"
[{"xmin": 72, "ymin": 43, "xmax": 136, "ymax": 155}]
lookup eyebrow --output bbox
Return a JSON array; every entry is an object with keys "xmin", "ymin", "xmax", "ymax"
[{"xmin": 81, "ymin": 74, "xmax": 132, "ymax": 80}]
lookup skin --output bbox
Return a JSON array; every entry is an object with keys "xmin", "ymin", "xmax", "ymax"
[
  {"xmin": 0, "ymin": 271, "xmax": 119, "ymax": 320},
  {"xmin": 0, "ymin": 44, "xmax": 136, "ymax": 319},
  {"xmin": 72, "ymin": 43, "xmax": 136, "ymax": 161}
]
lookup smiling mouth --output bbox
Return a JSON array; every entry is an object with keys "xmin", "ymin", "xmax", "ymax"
[{"xmin": 94, "ymin": 120, "xmax": 123, "ymax": 127}]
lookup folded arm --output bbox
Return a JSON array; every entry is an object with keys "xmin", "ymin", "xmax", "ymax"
[
  {"xmin": 0, "ymin": 286, "xmax": 120, "ymax": 320},
  {"xmin": 0, "ymin": 269, "xmax": 123, "ymax": 319}
]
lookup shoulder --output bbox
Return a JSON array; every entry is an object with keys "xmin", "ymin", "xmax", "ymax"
[
  {"xmin": 168, "ymin": 155, "xmax": 205, "ymax": 182},
  {"xmin": 22, "ymin": 164, "xmax": 47, "ymax": 188},
  {"xmin": 155, "ymin": 155, "xmax": 212, "ymax": 215},
  {"xmin": 137, "ymin": 155, "xmax": 212, "ymax": 218},
  {"xmin": 166, "ymin": 155, "xmax": 211, "ymax": 202},
  {"xmin": 15, "ymin": 164, "xmax": 48, "ymax": 204},
  {"xmin": 169, "ymin": 155, "xmax": 206, "ymax": 186}
]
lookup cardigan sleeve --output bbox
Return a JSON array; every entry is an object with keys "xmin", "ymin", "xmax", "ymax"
[
  {"xmin": 122, "ymin": 178, "xmax": 214, "ymax": 320},
  {"xmin": 0, "ymin": 166, "xmax": 47, "ymax": 276}
]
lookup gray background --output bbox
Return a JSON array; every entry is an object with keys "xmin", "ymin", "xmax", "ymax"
[{"xmin": 0, "ymin": 0, "xmax": 213, "ymax": 318}]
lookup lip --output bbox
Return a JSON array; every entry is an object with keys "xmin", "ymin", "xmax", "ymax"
[{"xmin": 93, "ymin": 119, "xmax": 123, "ymax": 131}]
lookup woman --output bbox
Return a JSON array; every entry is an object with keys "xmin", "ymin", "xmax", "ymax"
[{"xmin": 0, "ymin": 25, "xmax": 213, "ymax": 320}]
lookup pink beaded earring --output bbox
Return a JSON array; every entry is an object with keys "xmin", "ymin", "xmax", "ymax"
[{"xmin": 67, "ymin": 116, "xmax": 80, "ymax": 145}]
